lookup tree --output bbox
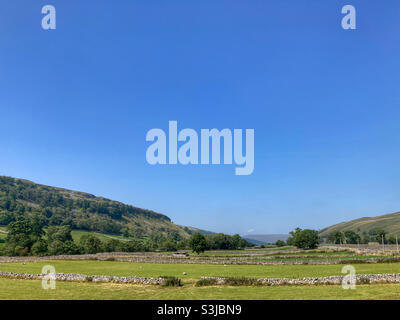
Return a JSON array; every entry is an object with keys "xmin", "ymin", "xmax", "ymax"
[
  {"xmin": 388, "ymin": 235, "xmax": 397, "ymax": 245},
  {"xmin": 275, "ymin": 240, "xmax": 286, "ymax": 247},
  {"xmin": 31, "ymin": 239, "xmax": 48, "ymax": 256},
  {"xmin": 189, "ymin": 232, "xmax": 207, "ymax": 254},
  {"xmin": 328, "ymin": 230, "xmax": 345, "ymax": 244},
  {"xmin": 361, "ymin": 235, "xmax": 370, "ymax": 244},
  {"xmin": 47, "ymin": 226, "xmax": 78, "ymax": 255},
  {"xmin": 375, "ymin": 230, "xmax": 387, "ymax": 244},
  {"xmin": 104, "ymin": 239, "xmax": 124, "ymax": 252},
  {"xmin": 47, "ymin": 225, "xmax": 73, "ymax": 242},
  {"xmin": 344, "ymin": 230, "xmax": 361, "ymax": 244},
  {"xmin": 211, "ymin": 233, "xmax": 232, "ymax": 250},
  {"xmin": 289, "ymin": 228, "xmax": 319, "ymax": 249},
  {"xmin": 79, "ymin": 235, "xmax": 103, "ymax": 254},
  {"xmin": 160, "ymin": 240, "xmax": 178, "ymax": 252},
  {"xmin": 5, "ymin": 219, "xmax": 44, "ymax": 256},
  {"xmin": 123, "ymin": 239, "xmax": 146, "ymax": 252},
  {"xmin": 231, "ymin": 234, "xmax": 248, "ymax": 249}
]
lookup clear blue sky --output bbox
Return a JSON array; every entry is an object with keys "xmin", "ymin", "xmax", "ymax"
[{"xmin": 1, "ymin": 0, "xmax": 400, "ymax": 235}]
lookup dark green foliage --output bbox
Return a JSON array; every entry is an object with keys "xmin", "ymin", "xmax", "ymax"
[
  {"xmin": 328, "ymin": 230, "xmax": 345, "ymax": 244},
  {"xmin": 104, "ymin": 239, "xmax": 124, "ymax": 252},
  {"xmin": 160, "ymin": 240, "xmax": 178, "ymax": 252},
  {"xmin": 189, "ymin": 233, "xmax": 207, "ymax": 254},
  {"xmin": 79, "ymin": 235, "xmax": 103, "ymax": 254},
  {"xmin": 357, "ymin": 278, "xmax": 370, "ymax": 285},
  {"xmin": 361, "ymin": 235, "xmax": 370, "ymax": 244},
  {"xmin": 5, "ymin": 219, "xmax": 44, "ymax": 256},
  {"xmin": 47, "ymin": 226, "xmax": 79, "ymax": 255},
  {"xmin": 161, "ymin": 276, "xmax": 181, "ymax": 287},
  {"xmin": 275, "ymin": 240, "xmax": 286, "ymax": 247},
  {"xmin": 288, "ymin": 228, "xmax": 319, "ymax": 249},
  {"xmin": 204, "ymin": 233, "xmax": 249, "ymax": 250},
  {"xmin": 0, "ymin": 176, "xmax": 171, "ymax": 237},
  {"xmin": 344, "ymin": 230, "xmax": 361, "ymax": 244},
  {"xmin": 30, "ymin": 240, "xmax": 48, "ymax": 256},
  {"xmin": 195, "ymin": 278, "xmax": 218, "ymax": 287},
  {"xmin": 375, "ymin": 229, "xmax": 387, "ymax": 244},
  {"xmin": 388, "ymin": 235, "xmax": 398, "ymax": 245}
]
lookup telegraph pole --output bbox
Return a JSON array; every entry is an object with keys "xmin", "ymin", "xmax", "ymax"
[{"xmin": 397, "ymin": 235, "xmax": 399, "ymax": 254}]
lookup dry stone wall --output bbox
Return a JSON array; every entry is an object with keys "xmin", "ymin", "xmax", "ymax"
[
  {"xmin": 0, "ymin": 271, "xmax": 166, "ymax": 285},
  {"xmin": 201, "ymin": 273, "xmax": 400, "ymax": 286}
]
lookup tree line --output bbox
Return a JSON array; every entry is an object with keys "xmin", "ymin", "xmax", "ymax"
[
  {"xmin": 327, "ymin": 229, "xmax": 398, "ymax": 245},
  {"xmin": 0, "ymin": 176, "xmax": 175, "ymax": 237},
  {"xmin": 0, "ymin": 218, "xmax": 251, "ymax": 256}
]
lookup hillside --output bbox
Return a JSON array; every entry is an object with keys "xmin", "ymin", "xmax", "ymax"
[
  {"xmin": 0, "ymin": 176, "xmax": 191, "ymax": 240},
  {"xmin": 243, "ymin": 234, "xmax": 290, "ymax": 245},
  {"xmin": 319, "ymin": 211, "xmax": 400, "ymax": 239}
]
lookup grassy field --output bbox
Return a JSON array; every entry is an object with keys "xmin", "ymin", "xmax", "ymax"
[
  {"xmin": 2, "ymin": 277, "xmax": 400, "ymax": 300},
  {"xmin": 70, "ymin": 230, "xmax": 134, "ymax": 242},
  {"xmin": 2, "ymin": 246, "xmax": 400, "ymax": 300},
  {"xmin": 2, "ymin": 260, "xmax": 400, "ymax": 280}
]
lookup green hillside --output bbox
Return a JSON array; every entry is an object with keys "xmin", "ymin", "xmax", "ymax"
[
  {"xmin": 0, "ymin": 176, "xmax": 191, "ymax": 240},
  {"xmin": 319, "ymin": 211, "xmax": 400, "ymax": 239}
]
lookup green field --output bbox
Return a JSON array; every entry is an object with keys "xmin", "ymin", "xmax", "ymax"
[
  {"xmin": 2, "ymin": 260, "xmax": 400, "ymax": 280},
  {"xmin": 70, "ymin": 230, "xmax": 134, "ymax": 242},
  {"xmin": 1, "ymin": 277, "xmax": 400, "ymax": 300},
  {"xmin": 2, "ymin": 246, "xmax": 400, "ymax": 300}
]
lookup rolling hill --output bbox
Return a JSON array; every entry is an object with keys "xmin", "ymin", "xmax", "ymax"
[
  {"xmin": 243, "ymin": 234, "xmax": 290, "ymax": 245},
  {"xmin": 0, "ymin": 176, "xmax": 192, "ymax": 240},
  {"xmin": 319, "ymin": 211, "xmax": 400, "ymax": 239}
]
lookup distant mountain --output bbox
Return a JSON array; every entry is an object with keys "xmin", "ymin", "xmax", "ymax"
[
  {"xmin": 319, "ymin": 211, "xmax": 400, "ymax": 238},
  {"xmin": 0, "ymin": 176, "xmax": 192, "ymax": 239},
  {"xmin": 242, "ymin": 237, "xmax": 266, "ymax": 246},
  {"xmin": 243, "ymin": 234, "xmax": 290, "ymax": 245}
]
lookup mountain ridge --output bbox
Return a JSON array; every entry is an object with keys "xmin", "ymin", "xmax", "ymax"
[
  {"xmin": 319, "ymin": 211, "xmax": 400, "ymax": 238},
  {"xmin": 0, "ymin": 176, "xmax": 194, "ymax": 240}
]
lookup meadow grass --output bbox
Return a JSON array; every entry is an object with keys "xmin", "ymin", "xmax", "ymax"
[
  {"xmin": 70, "ymin": 230, "xmax": 134, "ymax": 242},
  {"xmin": 1, "ymin": 277, "xmax": 400, "ymax": 300},
  {"xmin": 2, "ymin": 260, "xmax": 400, "ymax": 280}
]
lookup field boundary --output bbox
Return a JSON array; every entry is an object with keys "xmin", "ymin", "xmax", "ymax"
[
  {"xmin": 1, "ymin": 252, "xmax": 400, "ymax": 265},
  {"xmin": 0, "ymin": 271, "xmax": 167, "ymax": 285},
  {"xmin": 199, "ymin": 273, "xmax": 400, "ymax": 286}
]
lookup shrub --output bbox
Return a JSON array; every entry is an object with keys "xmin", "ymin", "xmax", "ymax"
[
  {"xmin": 275, "ymin": 240, "xmax": 286, "ymax": 247},
  {"xmin": 195, "ymin": 278, "xmax": 218, "ymax": 287},
  {"xmin": 161, "ymin": 276, "xmax": 181, "ymax": 287},
  {"xmin": 224, "ymin": 277, "xmax": 260, "ymax": 286},
  {"xmin": 357, "ymin": 278, "xmax": 370, "ymax": 285},
  {"xmin": 31, "ymin": 240, "xmax": 48, "ymax": 256}
]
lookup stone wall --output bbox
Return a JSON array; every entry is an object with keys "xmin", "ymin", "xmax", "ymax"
[
  {"xmin": 0, "ymin": 271, "xmax": 166, "ymax": 285},
  {"xmin": 201, "ymin": 273, "xmax": 400, "ymax": 286}
]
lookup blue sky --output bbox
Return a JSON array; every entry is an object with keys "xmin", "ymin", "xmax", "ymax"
[{"xmin": 1, "ymin": 0, "xmax": 400, "ymax": 235}]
